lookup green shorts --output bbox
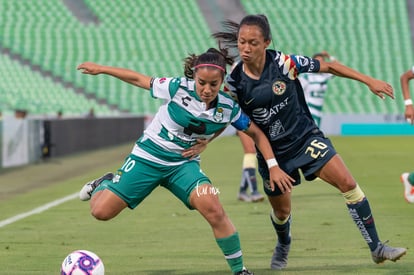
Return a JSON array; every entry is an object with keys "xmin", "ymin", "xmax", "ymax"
[{"xmin": 96, "ymin": 154, "xmax": 211, "ymax": 209}]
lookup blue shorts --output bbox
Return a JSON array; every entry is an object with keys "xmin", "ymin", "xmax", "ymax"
[{"xmin": 258, "ymin": 133, "xmax": 336, "ymax": 196}]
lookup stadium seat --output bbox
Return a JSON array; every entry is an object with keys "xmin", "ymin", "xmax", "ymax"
[
  {"xmin": 0, "ymin": 0, "xmax": 412, "ymax": 116},
  {"xmin": 241, "ymin": 0, "xmax": 413, "ymax": 114}
]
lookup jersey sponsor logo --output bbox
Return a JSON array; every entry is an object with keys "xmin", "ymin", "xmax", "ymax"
[
  {"xmin": 269, "ymin": 119, "xmax": 285, "ymax": 140},
  {"xmin": 184, "ymin": 119, "xmax": 206, "ymax": 135},
  {"xmin": 213, "ymin": 107, "xmax": 224, "ymax": 122},
  {"xmin": 269, "ymin": 98, "xmax": 288, "ymax": 115},
  {"xmin": 252, "ymin": 98, "xmax": 289, "ymax": 127},
  {"xmin": 244, "ymin": 98, "xmax": 255, "ymax": 105},
  {"xmin": 252, "ymin": 108, "xmax": 271, "ymax": 125},
  {"xmin": 272, "ymin": 81, "xmax": 286, "ymax": 95},
  {"xmin": 181, "ymin": 96, "xmax": 191, "ymax": 106}
]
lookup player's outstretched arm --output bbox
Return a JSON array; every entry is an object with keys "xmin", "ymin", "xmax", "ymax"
[
  {"xmin": 400, "ymin": 69, "xmax": 414, "ymax": 124},
  {"xmin": 318, "ymin": 60, "xmax": 394, "ymax": 100},
  {"xmin": 77, "ymin": 62, "xmax": 152, "ymax": 90}
]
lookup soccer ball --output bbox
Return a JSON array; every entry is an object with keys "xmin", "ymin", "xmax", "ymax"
[{"xmin": 60, "ymin": 250, "xmax": 105, "ymax": 275}]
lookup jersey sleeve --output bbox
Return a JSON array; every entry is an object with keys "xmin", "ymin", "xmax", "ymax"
[
  {"xmin": 150, "ymin": 77, "xmax": 181, "ymax": 100},
  {"xmin": 277, "ymin": 51, "xmax": 320, "ymax": 80},
  {"xmin": 224, "ymin": 73, "xmax": 239, "ymax": 102},
  {"xmin": 223, "ymin": 83, "xmax": 238, "ymax": 102}
]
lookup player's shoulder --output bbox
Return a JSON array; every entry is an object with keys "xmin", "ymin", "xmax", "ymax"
[
  {"xmin": 153, "ymin": 76, "xmax": 184, "ymax": 89},
  {"xmin": 169, "ymin": 77, "xmax": 196, "ymax": 93},
  {"xmin": 268, "ymin": 49, "xmax": 286, "ymax": 62},
  {"xmin": 218, "ymin": 90, "xmax": 237, "ymax": 104}
]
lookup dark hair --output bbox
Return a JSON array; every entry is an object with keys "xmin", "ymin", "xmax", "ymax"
[
  {"xmin": 212, "ymin": 14, "xmax": 272, "ymax": 49},
  {"xmin": 183, "ymin": 47, "xmax": 234, "ymax": 79}
]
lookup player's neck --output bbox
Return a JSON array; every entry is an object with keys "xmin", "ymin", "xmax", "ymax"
[{"xmin": 242, "ymin": 58, "xmax": 265, "ymax": 80}]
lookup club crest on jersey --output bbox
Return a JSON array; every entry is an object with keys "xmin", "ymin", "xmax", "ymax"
[
  {"xmin": 213, "ymin": 107, "xmax": 223, "ymax": 122},
  {"xmin": 272, "ymin": 81, "xmax": 286, "ymax": 95}
]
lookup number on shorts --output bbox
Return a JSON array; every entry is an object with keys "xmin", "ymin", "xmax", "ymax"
[
  {"xmin": 121, "ymin": 157, "xmax": 135, "ymax": 172},
  {"xmin": 305, "ymin": 139, "xmax": 328, "ymax": 159}
]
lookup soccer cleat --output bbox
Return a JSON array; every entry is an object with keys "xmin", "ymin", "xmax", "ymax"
[
  {"xmin": 238, "ymin": 191, "xmax": 251, "ymax": 202},
  {"xmin": 250, "ymin": 191, "xmax": 265, "ymax": 202},
  {"xmin": 234, "ymin": 267, "xmax": 254, "ymax": 275},
  {"xmin": 400, "ymin": 173, "xmax": 414, "ymax": 203},
  {"xmin": 371, "ymin": 241, "xmax": 407, "ymax": 264},
  {"xmin": 79, "ymin": 172, "xmax": 114, "ymax": 201},
  {"xmin": 270, "ymin": 242, "xmax": 290, "ymax": 270}
]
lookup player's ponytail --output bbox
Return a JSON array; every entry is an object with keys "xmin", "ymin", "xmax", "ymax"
[{"xmin": 212, "ymin": 14, "xmax": 272, "ymax": 50}]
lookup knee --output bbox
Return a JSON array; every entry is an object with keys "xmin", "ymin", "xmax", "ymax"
[
  {"xmin": 91, "ymin": 208, "xmax": 113, "ymax": 221},
  {"xmin": 338, "ymin": 178, "xmax": 357, "ymax": 193},
  {"xmin": 273, "ymin": 208, "xmax": 290, "ymax": 221},
  {"xmin": 202, "ymin": 205, "xmax": 227, "ymax": 226},
  {"xmin": 271, "ymin": 203, "xmax": 291, "ymax": 220}
]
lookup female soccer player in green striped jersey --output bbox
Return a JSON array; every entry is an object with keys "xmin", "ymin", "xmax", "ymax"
[{"xmin": 77, "ymin": 48, "xmax": 295, "ymax": 275}]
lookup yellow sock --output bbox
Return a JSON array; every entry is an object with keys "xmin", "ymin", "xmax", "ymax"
[
  {"xmin": 243, "ymin": 153, "xmax": 256, "ymax": 169},
  {"xmin": 342, "ymin": 184, "xmax": 365, "ymax": 204}
]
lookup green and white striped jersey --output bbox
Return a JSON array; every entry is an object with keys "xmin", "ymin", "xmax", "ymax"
[
  {"xmin": 133, "ymin": 77, "xmax": 250, "ymax": 166},
  {"xmin": 299, "ymin": 72, "xmax": 334, "ymax": 127}
]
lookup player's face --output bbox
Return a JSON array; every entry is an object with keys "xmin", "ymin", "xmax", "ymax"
[
  {"xmin": 237, "ymin": 24, "xmax": 270, "ymax": 65},
  {"xmin": 194, "ymin": 68, "xmax": 223, "ymax": 108}
]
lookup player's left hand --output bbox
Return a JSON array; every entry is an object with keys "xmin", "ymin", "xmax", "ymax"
[
  {"xmin": 369, "ymin": 79, "xmax": 394, "ymax": 100},
  {"xmin": 182, "ymin": 139, "xmax": 209, "ymax": 159},
  {"xmin": 405, "ymin": 106, "xmax": 414, "ymax": 125},
  {"xmin": 268, "ymin": 166, "xmax": 295, "ymax": 193}
]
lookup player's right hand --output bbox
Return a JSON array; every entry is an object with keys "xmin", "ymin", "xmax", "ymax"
[{"xmin": 77, "ymin": 62, "xmax": 102, "ymax": 75}]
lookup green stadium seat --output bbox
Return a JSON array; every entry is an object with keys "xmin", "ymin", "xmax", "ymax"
[
  {"xmin": 0, "ymin": 0, "xmax": 412, "ymax": 115},
  {"xmin": 241, "ymin": 0, "xmax": 413, "ymax": 114}
]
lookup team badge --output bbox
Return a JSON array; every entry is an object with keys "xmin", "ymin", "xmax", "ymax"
[
  {"xmin": 213, "ymin": 107, "xmax": 223, "ymax": 122},
  {"xmin": 272, "ymin": 81, "xmax": 286, "ymax": 95}
]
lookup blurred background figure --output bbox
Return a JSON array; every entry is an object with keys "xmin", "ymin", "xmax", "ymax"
[
  {"xmin": 298, "ymin": 51, "xmax": 337, "ymax": 127},
  {"xmin": 237, "ymin": 130, "xmax": 264, "ymax": 203},
  {"xmin": 399, "ymin": 67, "xmax": 414, "ymax": 203}
]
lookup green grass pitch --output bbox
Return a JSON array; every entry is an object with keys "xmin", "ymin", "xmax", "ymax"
[{"xmin": 0, "ymin": 135, "xmax": 412, "ymax": 274}]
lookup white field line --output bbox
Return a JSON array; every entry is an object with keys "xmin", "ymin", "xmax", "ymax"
[{"xmin": 0, "ymin": 192, "xmax": 78, "ymax": 228}]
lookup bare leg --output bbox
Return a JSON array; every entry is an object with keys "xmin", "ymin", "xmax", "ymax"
[
  {"xmin": 90, "ymin": 189, "xmax": 128, "ymax": 221},
  {"xmin": 315, "ymin": 154, "xmax": 356, "ymax": 192},
  {"xmin": 190, "ymin": 184, "xmax": 245, "ymax": 273},
  {"xmin": 190, "ymin": 184, "xmax": 235, "ymax": 238},
  {"xmin": 316, "ymin": 154, "xmax": 406, "ymax": 262},
  {"xmin": 237, "ymin": 131, "xmax": 263, "ymax": 202}
]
